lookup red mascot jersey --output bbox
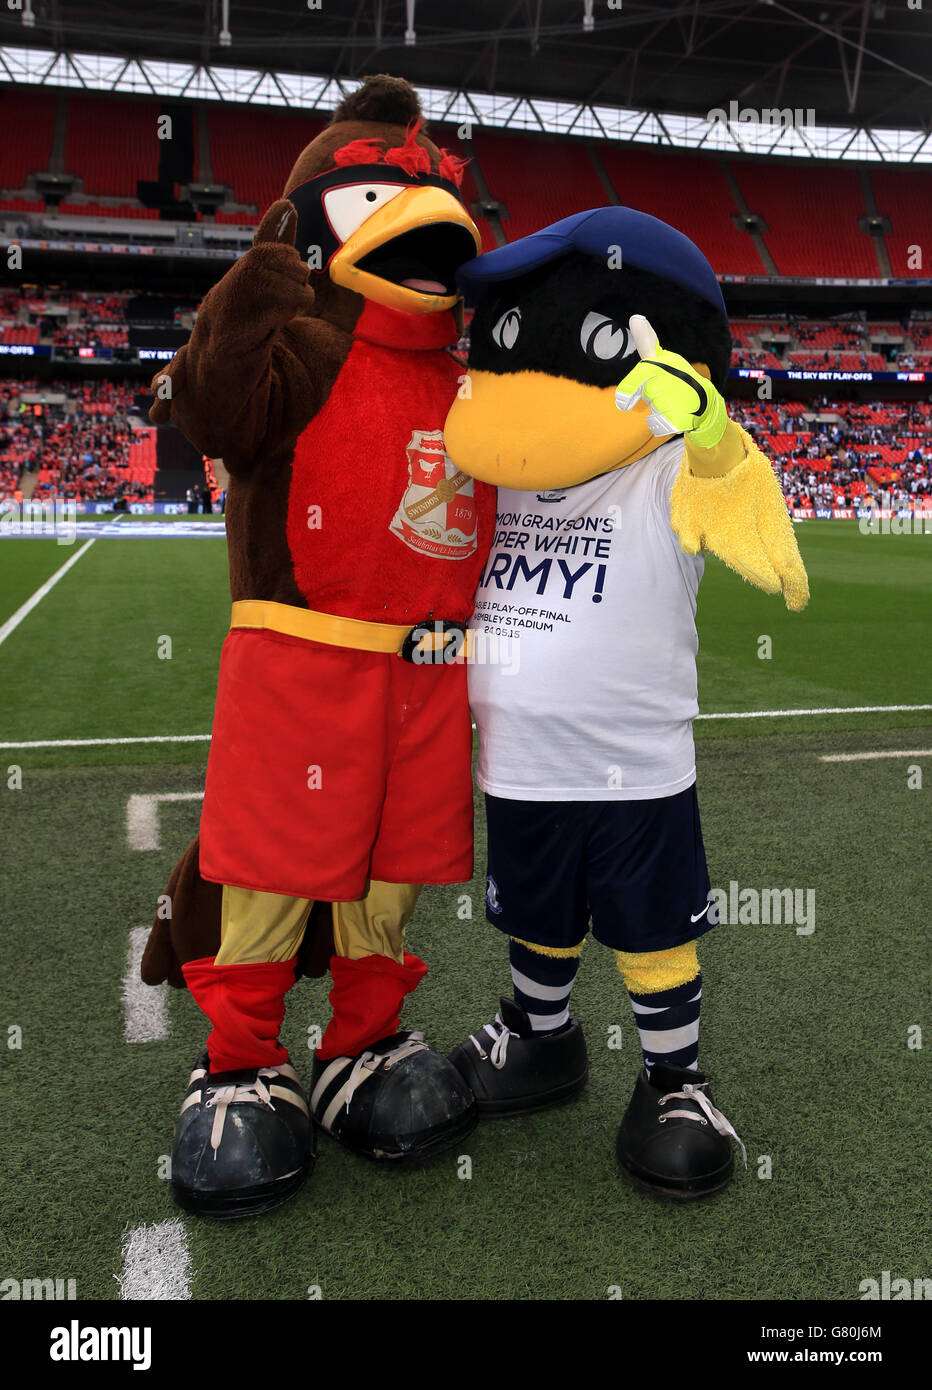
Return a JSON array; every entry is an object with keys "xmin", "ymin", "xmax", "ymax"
[
  {"xmin": 198, "ymin": 302, "xmax": 495, "ymax": 902},
  {"xmin": 287, "ymin": 300, "xmax": 489, "ymax": 623}
]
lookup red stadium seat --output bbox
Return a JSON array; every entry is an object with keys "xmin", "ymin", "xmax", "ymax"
[
  {"xmin": 0, "ymin": 88, "xmax": 57, "ymax": 187},
  {"xmin": 597, "ymin": 145, "xmax": 764, "ymax": 275},
  {"xmin": 64, "ymin": 95, "xmax": 162, "ymax": 197},
  {"xmin": 870, "ymin": 167, "xmax": 932, "ymax": 277},
  {"xmin": 730, "ymin": 162, "xmax": 878, "ymax": 277},
  {"xmin": 207, "ymin": 107, "xmax": 326, "ymax": 213},
  {"xmin": 471, "ymin": 130, "xmax": 608, "ymax": 242}
]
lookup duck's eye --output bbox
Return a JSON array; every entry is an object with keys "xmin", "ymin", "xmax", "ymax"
[
  {"xmin": 491, "ymin": 307, "xmax": 521, "ymax": 350},
  {"xmin": 580, "ymin": 311, "xmax": 630, "ymax": 362}
]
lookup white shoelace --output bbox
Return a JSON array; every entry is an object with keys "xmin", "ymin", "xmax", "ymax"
[
  {"xmin": 659, "ymin": 1082, "xmax": 748, "ymax": 1167},
  {"xmin": 342, "ymin": 1032, "xmax": 428, "ymax": 1112},
  {"xmin": 468, "ymin": 1013, "xmax": 517, "ymax": 1070},
  {"xmin": 205, "ymin": 1068, "xmax": 280, "ymax": 1156}
]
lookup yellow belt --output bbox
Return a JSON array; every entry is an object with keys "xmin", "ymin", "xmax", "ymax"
[{"xmin": 230, "ymin": 599, "xmax": 471, "ymax": 658}]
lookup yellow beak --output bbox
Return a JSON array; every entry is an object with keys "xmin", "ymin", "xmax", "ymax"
[
  {"xmin": 329, "ymin": 185, "xmax": 481, "ymax": 315},
  {"xmin": 444, "ymin": 369, "xmax": 668, "ymax": 491}
]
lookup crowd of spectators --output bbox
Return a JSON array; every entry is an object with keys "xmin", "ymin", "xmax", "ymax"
[
  {"xmin": 734, "ymin": 398, "xmax": 932, "ymax": 510},
  {"xmin": 1, "ymin": 363, "xmax": 928, "ymax": 514},
  {"xmin": 730, "ymin": 316, "xmax": 932, "ymax": 372},
  {"xmin": 0, "ymin": 377, "xmax": 151, "ymax": 503},
  {"xmin": 792, "ymin": 320, "xmax": 865, "ymax": 347},
  {"xmin": 0, "ymin": 287, "xmax": 184, "ymax": 357}
]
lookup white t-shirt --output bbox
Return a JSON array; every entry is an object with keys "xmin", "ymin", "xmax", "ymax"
[{"xmin": 467, "ymin": 438, "xmax": 703, "ymax": 801}]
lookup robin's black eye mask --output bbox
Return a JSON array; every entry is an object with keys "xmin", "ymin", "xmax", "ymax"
[{"xmin": 288, "ymin": 163, "xmax": 466, "ymax": 272}]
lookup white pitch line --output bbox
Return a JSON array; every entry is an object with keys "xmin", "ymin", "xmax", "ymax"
[
  {"xmin": 0, "ymin": 537, "xmax": 96, "ymax": 649},
  {"xmin": 117, "ymin": 1219, "xmax": 192, "ymax": 1301},
  {"xmin": 126, "ymin": 791, "xmax": 204, "ymax": 851},
  {"xmin": 819, "ymin": 749, "xmax": 932, "ymax": 763},
  {"xmin": 3, "ymin": 703, "xmax": 932, "ymax": 751},
  {"xmin": 0, "ymin": 734, "xmax": 211, "ymax": 749},
  {"xmin": 122, "ymin": 926, "xmax": 169, "ymax": 1042},
  {"xmin": 695, "ymin": 703, "xmax": 932, "ymax": 720}
]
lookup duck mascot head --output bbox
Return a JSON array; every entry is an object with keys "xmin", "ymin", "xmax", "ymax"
[{"xmin": 445, "ymin": 206, "xmax": 808, "ymax": 607}]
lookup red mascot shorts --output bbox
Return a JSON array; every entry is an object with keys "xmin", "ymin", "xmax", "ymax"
[{"xmin": 198, "ymin": 628, "xmax": 474, "ymax": 901}]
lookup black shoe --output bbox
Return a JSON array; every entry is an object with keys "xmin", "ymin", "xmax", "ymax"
[
  {"xmin": 615, "ymin": 1060, "xmax": 745, "ymax": 1200},
  {"xmin": 310, "ymin": 1031, "xmax": 477, "ymax": 1163},
  {"xmin": 448, "ymin": 997, "xmax": 588, "ymax": 1117},
  {"xmin": 170, "ymin": 1052, "xmax": 314, "ymax": 1219}
]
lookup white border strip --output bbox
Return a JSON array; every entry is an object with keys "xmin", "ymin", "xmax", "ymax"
[{"xmin": 0, "ymin": 538, "xmax": 95, "ymax": 649}]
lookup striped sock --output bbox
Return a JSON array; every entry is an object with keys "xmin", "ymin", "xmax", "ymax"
[
  {"xmin": 509, "ymin": 938, "xmax": 579, "ymax": 1034},
  {"xmin": 627, "ymin": 974, "xmax": 702, "ymax": 1072}
]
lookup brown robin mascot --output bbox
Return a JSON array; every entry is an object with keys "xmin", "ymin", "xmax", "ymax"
[{"xmin": 141, "ymin": 75, "xmax": 496, "ymax": 1217}]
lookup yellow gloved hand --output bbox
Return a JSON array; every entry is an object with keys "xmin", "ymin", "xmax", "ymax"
[
  {"xmin": 615, "ymin": 315, "xmax": 728, "ymax": 449},
  {"xmin": 670, "ymin": 424, "xmax": 810, "ymax": 612}
]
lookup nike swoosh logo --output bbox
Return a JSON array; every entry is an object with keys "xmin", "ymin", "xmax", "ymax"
[
  {"xmin": 651, "ymin": 359, "xmax": 709, "ymax": 416},
  {"xmin": 690, "ymin": 903, "xmax": 711, "ymax": 923}
]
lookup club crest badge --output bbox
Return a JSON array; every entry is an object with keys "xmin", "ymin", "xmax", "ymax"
[{"xmin": 390, "ymin": 429, "xmax": 478, "ymax": 559}]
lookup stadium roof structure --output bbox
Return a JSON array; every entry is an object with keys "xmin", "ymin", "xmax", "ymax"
[{"xmin": 0, "ymin": 0, "xmax": 930, "ymax": 162}]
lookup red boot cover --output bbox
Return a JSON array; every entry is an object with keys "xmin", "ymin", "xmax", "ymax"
[
  {"xmin": 182, "ymin": 955, "xmax": 297, "ymax": 1073},
  {"xmin": 317, "ymin": 951, "xmax": 428, "ymax": 1060}
]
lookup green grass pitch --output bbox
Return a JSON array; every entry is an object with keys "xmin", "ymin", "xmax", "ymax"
[{"xmin": 0, "ymin": 520, "xmax": 929, "ymax": 1300}]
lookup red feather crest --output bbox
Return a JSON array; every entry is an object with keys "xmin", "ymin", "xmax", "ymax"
[{"xmin": 331, "ymin": 118, "xmax": 466, "ymax": 187}]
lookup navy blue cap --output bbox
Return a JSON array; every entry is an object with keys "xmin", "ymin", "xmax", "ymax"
[{"xmin": 457, "ymin": 206, "xmax": 727, "ymax": 319}]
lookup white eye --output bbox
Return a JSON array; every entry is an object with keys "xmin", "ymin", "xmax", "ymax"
[
  {"xmin": 322, "ymin": 182, "xmax": 408, "ymax": 243},
  {"xmin": 492, "ymin": 307, "xmax": 521, "ymax": 350},
  {"xmin": 580, "ymin": 311, "xmax": 631, "ymax": 362}
]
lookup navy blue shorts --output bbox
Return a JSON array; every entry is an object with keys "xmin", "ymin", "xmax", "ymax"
[{"xmin": 483, "ymin": 785, "xmax": 714, "ymax": 953}]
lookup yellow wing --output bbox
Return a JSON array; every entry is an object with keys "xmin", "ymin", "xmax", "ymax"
[{"xmin": 670, "ymin": 424, "xmax": 809, "ymax": 612}]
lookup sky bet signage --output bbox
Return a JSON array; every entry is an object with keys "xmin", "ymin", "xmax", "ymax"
[{"xmin": 733, "ymin": 366, "xmax": 930, "ymax": 384}]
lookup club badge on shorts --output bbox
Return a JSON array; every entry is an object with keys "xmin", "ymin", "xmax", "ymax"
[{"xmin": 390, "ymin": 429, "xmax": 478, "ymax": 559}]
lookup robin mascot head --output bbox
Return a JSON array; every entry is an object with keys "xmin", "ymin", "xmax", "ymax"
[{"xmin": 283, "ymin": 75, "xmax": 480, "ymax": 320}]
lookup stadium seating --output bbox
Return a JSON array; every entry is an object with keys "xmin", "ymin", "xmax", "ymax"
[
  {"xmin": 0, "ymin": 91, "xmax": 928, "ymax": 286},
  {"xmin": 470, "ymin": 129, "xmax": 607, "ymax": 241},
  {"xmin": 733, "ymin": 397, "xmax": 931, "ymax": 510},
  {"xmin": 871, "ymin": 167, "xmax": 932, "ymax": 277},
  {"xmin": 429, "ymin": 125, "xmax": 497, "ymax": 252},
  {"xmin": 0, "ymin": 196, "xmax": 45, "ymax": 214},
  {"xmin": 0, "ymin": 377, "xmax": 151, "ymax": 502},
  {"xmin": 207, "ymin": 107, "xmax": 325, "ymax": 212},
  {"xmin": 0, "ymin": 87, "xmax": 57, "ymax": 188},
  {"xmin": 57, "ymin": 200, "xmax": 159, "ymax": 220},
  {"xmin": 730, "ymin": 162, "xmax": 878, "ymax": 277},
  {"xmin": 597, "ymin": 144, "xmax": 764, "ymax": 275},
  {"xmin": 63, "ymin": 95, "xmax": 163, "ymax": 197}
]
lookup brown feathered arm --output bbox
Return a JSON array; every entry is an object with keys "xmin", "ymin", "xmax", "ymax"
[{"xmin": 149, "ymin": 200, "xmax": 324, "ymax": 472}]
